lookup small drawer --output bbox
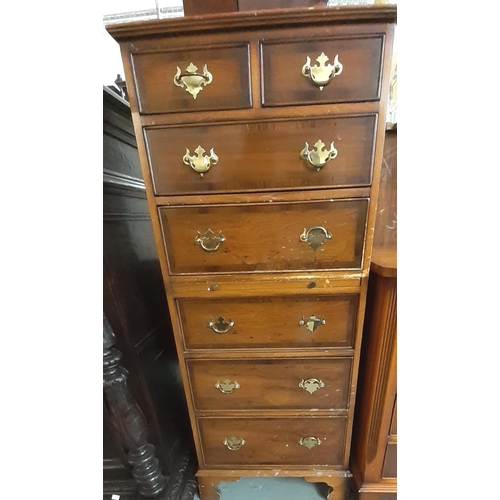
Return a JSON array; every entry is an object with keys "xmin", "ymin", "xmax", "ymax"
[
  {"xmin": 187, "ymin": 357, "xmax": 351, "ymax": 411},
  {"xmin": 159, "ymin": 198, "xmax": 368, "ymax": 275},
  {"xmin": 145, "ymin": 114, "xmax": 377, "ymax": 195},
  {"xmin": 261, "ymin": 35, "xmax": 384, "ymax": 107},
  {"xmin": 131, "ymin": 44, "xmax": 251, "ymax": 114},
  {"xmin": 198, "ymin": 416, "xmax": 347, "ymax": 467},
  {"xmin": 177, "ymin": 294, "xmax": 359, "ymax": 351},
  {"xmin": 382, "ymin": 442, "xmax": 397, "ymax": 478}
]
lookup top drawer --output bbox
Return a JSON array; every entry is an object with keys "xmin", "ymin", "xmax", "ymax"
[
  {"xmin": 131, "ymin": 44, "xmax": 252, "ymax": 114},
  {"xmin": 261, "ymin": 35, "xmax": 384, "ymax": 107}
]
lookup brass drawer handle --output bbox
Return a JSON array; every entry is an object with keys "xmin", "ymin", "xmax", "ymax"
[
  {"xmin": 174, "ymin": 62, "xmax": 213, "ymax": 99},
  {"xmin": 223, "ymin": 436, "xmax": 245, "ymax": 450},
  {"xmin": 299, "ymin": 315, "xmax": 326, "ymax": 333},
  {"xmin": 299, "ymin": 378, "xmax": 325, "ymax": 395},
  {"xmin": 300, "ymin": 140, "xmax": 338, "ymax": 171},
  {"xmin": 208, "ymin": 316, "xmax": 235, "ymax": 334},
  {"xmin": 300, "ymin": 226, "xmax": 332, "ymax": 251},
  {"xmin": 299, "ymin": 436, "xmax": 322, "ymax": 449},
  {"xmin": 195, "ymin": 229, "xmax": 225, "ymax": 252},
  {"xmin": 301, "ymin": 52, "xmax": 343, "ymax": 90},
  {"xmin": 215, "ymin": 379, "xmax": 240, "ymax": 394},
  {"xmin": 183, "ymin": 146, "xmax": 218, "ymax": 177}
]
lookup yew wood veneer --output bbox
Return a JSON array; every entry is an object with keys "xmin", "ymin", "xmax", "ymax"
[{"xmin": 107, "ymin": 6, "xmax": 396, "ymax": 500}]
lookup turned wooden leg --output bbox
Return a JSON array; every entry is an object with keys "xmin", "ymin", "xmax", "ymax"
[
  {"xmin": 305, "ymin": 475, "xmax": 352, "ymax": 500},
  {"xmin": 197, "ymin": 476, "xmax": 241, "ymax": 500},
  {"xmin": 103, "ymin": 314, "xmax": 167, "ymax": 498}
]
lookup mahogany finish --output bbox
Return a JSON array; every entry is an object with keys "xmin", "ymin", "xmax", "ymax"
[
  {"xmin": 198, "ymin": 416, "xmax": 347, "ymax": 467},
  {"xmin": 187, "ymin": 357, "xmax": 352, "ymax": 411},
  {"xmin": 177, "ymin": 294, "xmax": 359, "ymax": 350},
  {"xmin": 107, "ymin": 6, "xmax": 396, "ymax": 500},
  {"xmin": 145, "ymin": 114, "xmax": 377, "ymax": 195},
  {"xmin": 159, "ymin": 199, "xmax": 368, "ymax": 274},
  {"xmin": 261, "ymin": 35, "xmax": 383, "ymax": 107},
  {"xmin": 132, "ymin": 45, "xmax": 251, "ymax": 114}
]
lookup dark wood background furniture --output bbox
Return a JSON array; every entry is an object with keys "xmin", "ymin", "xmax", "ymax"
[
  {"xmin": 103, "ymin": 86, "xmax": 198, "ymax": 500},
  {"xmin": 350, "ymin": 128, "xmax": 397, "ymax": 499},
  {"xmin": 107, "ymin": 6, "xmax": 396, "ymax": 499},
  {"xmin": 182, "ymin": 0, "xmax": 327, "ymax": 16}
]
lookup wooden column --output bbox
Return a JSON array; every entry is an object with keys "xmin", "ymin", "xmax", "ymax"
[{"xmin": 103, "ymin": 314, "xmax": 168, "ymax": 498}]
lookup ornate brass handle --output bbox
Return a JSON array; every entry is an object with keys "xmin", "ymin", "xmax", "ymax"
[
  {"xmin": 299, "ymin": 378, "xmax": 325, "ymax": 395},
  {"xmin": 208, "ymin": 316, "xmax": 235, "ymax": 334},
  {"xmin": 299, "ymin": 315, "xmax": 326, "ymax": 333},
  {"xmin": 174, "ymin": 62, "xmax": 213, "ymax": 99},
  {"xmin": 223, "ymin": 436, "xmax": 245, "ymax": 450},
  {"xmin": 300, "ymin": 226, "xmax": 332, "ymax": 251},
  {"xmin": 300, "ymin": 140, "xmax": 338, "ymax": 171},
  {"xmin": 195, "ymin": 229, "xmax": 225, "ymax": 252},
  {"xmin": 299, "ymin": 436, "xmax": 322, "ymax": 449},
  {"xmin": 301, "ymin": 52, "xmax": 343, "ymax": 90},
  {"xmin": 215, "ymin": 379, "xmax": 240, "ymax": 394},
  {"xmin": 183, "ymin": 146, "xmax": 218, "ymax": 177}
]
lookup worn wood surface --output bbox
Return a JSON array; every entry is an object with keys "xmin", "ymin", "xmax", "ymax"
[
  {"xmin": 177, "ymin": 294, "xmax": 359, "ymax": 350},
  {"xmin": 198, "ymin": 417, "xmax": 347, "ymax": 467},
  {"xmin": 145, "ymin": 114, "xmax": 377, "ymax": 195},
  {"xmin": 187, "ymin": 357, "xmax": 352, "ymax": 411},
  {"xmin": 159, "ymin": 199, "xmax": 368, "ymax": 274}
]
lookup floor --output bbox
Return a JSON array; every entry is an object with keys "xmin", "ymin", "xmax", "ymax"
[{"xmin": 193, "ymin": 477, "xmax": 335, "ymax": 500}]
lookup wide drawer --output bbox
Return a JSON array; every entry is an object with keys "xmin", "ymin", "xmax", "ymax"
[
  {"xmin": 159, "ymin": 198, "xmax": 368, "ymax": 275},
  {"xmin": 177, "ymin": 294, "xmax": 359, "ymax": 350},
  {"xmin": 145, "ymin": 114, "xmax": 377, "ymax": 195},
  {"xmin": 198, "ymin": 416, "xmax": 347, "ymax": 467},
  {"xmin": 261, "ymin": 35, "xmax": 384, "ymax": 107},
  {"xmin": 131, "ymin": 44, "xmax": 251, "ymax": 114},
  {"xmin": 187, "ymin": 358, "xmax": 351, "ymax": 411}
]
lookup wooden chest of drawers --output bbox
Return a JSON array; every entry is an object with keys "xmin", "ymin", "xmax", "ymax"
[{"xmin": 107, "ymin": 6, "xmax": 396, "ymax": 499}]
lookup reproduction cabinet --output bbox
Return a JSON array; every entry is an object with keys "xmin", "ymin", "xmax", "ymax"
[{"xmin": 107, "ymin": 6, "xmax": 396, "ymax": 499}]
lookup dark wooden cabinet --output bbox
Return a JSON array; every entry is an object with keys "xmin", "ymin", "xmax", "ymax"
[
  {"xmin": 103, "ymin": 87, "xmax": 198, "ymax": 500},
  {"xmin": 107, "ymin": 7, "xmax": 396, "ymax": 500}
]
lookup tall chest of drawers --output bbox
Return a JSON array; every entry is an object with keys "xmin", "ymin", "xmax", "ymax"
[{"xmin": 107, "ymin": 6, "xmax": 396, "ymax": 499}]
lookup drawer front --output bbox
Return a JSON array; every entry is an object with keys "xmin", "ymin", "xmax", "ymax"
[
  {"xmin": 131, "ymin": 44, "xmax": 251, "ymax": 114},
  {"xmin": 159, "ymin": 199, "xmax": 368, "ymax": 275},
  {"xmin": 198, "ymin": 417, "xmax": 347, "ymax": 466},
  {"xmin": 177, "ymin": 294, "xmax": 359, "ymax": 350},
  {"xmin": 187, "ymin": 358, "xmax": 351, "ymax": 411},
  {"xmin": 261, "ymin": 35, "xmax": 384, "ymax": 106},
  {"xmin": 145, "ymin": 115, "xmax": 377, "ymax": 195},
  {"xmin": 382, "ymin": 443, "xmax": 397, "ymax": 478}
]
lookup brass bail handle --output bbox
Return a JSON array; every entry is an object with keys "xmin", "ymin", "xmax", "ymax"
[
  {"xmin": 300, "ymin": 140, "xmax": 338, "ymax": 171},
  {"xmin": 174, "ymin": 62, "xmax": 213, "ymax": 99},
  {"xmin": 299, "ymin": 436, "xmax": 322, "ymax": 449},
  {"xmin": 299, "ymin": 378, "xmax": 325, "ymax": 395},
  {"xmin": 300, "ymin": 226, "xmax": 332, "ymax": 251},
  {"xmin": 195, "ymin": 229, "xmax": 225, "ymax": 252},
  {"xmin": 183, "ymin": 146, "xmax": 218, "ymax": 177},
  {"xmin": 223, "ymin": 436, "xmax": 245, "ymax": 450},
  {"xmin": 208, "ymin": 316, "xmax": 235, "ymax": 334},
  {"xmin": 299, "ymin": 315, "xmax": 327, "ymax": 333},
  {"xmin": 215, "ymin": 379, "xmax": 240, "ymax": 394},
  {"xmin": 302, "ymin": 52, "xmax": 343, "ymax": 90}
]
